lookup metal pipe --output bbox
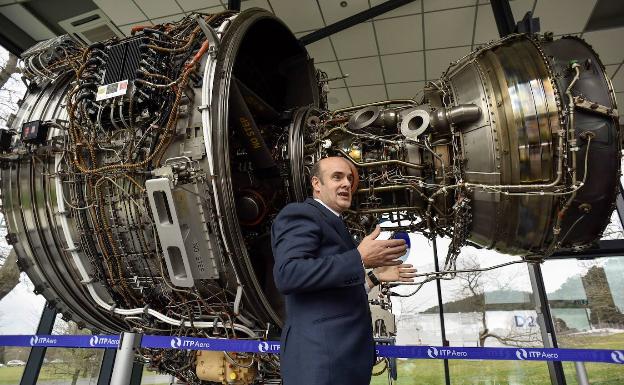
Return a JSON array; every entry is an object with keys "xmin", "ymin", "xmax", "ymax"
[
  {"xmin": 543, "ymin": 63, "xmax": 584, "ymax": 256},
  {"xmin": 387, "ymin": 259, "xmax": 524, "ymax": 284},
  {"xmin": 553, "ymin": 63, "xmax": 582, "ymax": 235},
  {"xmin": 355, "ymin": 184, "xmax": 434, "ymax": 212},
  {"xmin": 348, "ymin": 106, "xmax": 399, "ymax": 131},
  {"xmin": 356, "ymin": 184, "xmax": 422, "ymax": 195},
  {"xmin": 337, "ymin": 148, "xmax": 424, "ymax": 170},
  {"xmin": 430, "ymin": 104, "xmax": 482, "ymax": 132},
  {"xmin": 575, "ymin": 362, "xmax": 590, "ymax": 385},
  {"xmin": 331, "ymin": 99, "xmax": 417, "ymax": 116},
  {"xmin": 431, "ymin": 234, "xmax": 451, "ymax": 385},
  {"xmin": 110, "ymin": 333, "xmax": 140, "ymax": 385},
  {"xmin": 346, "ymin": 206, "xmax": 418, "ymax": 214}
]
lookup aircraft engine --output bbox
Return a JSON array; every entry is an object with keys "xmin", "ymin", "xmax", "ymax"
[{"xmin": 1, "ymin": 8, "xmax": 619, "ymax": 384}]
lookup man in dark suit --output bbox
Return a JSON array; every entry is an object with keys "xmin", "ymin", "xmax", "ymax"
[{"xmin": 271, "ymin": 156, "xmax": 416, "ymax": 385}]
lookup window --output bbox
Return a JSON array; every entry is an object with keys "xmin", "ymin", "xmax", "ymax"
[{"xmin": 542, "ymin": 258, "xmax": 624, "ymax": 384}]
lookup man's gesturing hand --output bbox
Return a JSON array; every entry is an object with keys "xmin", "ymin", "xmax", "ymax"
[
  {"xmin": 375, "ymin": 264, "xmax": 418, "ymax": 282},
  {"xmin": 357, "ymin": 225, "xmax": 407, "ymax": 268}
]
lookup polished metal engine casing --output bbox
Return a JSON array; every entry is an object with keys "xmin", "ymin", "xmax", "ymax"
[{"xmin": 441, "ymin": 35, "xmax": 619, "ymax": 255}]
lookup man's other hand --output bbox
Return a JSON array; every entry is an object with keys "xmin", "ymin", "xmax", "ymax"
[
  {"xmin": 357, "ymin": 225, "xmax": 407, "ymax": 268},
  {"xmin": 375, "ymin": 264, "xmax": 417, "ymax": 282}
]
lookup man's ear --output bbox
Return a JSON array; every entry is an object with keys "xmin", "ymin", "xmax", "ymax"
[{"xmin": 311, "ymin": 175, "xmax": 321, "ymax": 194}]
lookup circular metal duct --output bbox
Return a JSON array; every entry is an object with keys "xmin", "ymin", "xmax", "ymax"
[{"xmin": 442, "ymin": 35, "xmax": 619, "ymax": 254}]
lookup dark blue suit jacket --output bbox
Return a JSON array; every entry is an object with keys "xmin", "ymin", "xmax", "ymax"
[{"xmin": 271, "ymin": 198, "xmax": 375, "ymax": 385}]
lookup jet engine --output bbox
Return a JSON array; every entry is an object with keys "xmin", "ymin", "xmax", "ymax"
[{"xmin": 1, "ymin": 8, "xmax": 619, "ymax": 384}]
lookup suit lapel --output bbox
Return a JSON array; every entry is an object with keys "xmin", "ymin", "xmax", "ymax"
[{"xmin": 306, "ymin": 198, "xmax": 356, "ymax": 248}]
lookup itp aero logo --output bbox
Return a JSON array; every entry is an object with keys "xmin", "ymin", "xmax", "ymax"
[
  {"xmin": 170, "ymin": 337, "xmax": 182, "ymax": 349},
  {"xmin": 257, "ymin": 341, "xmax": 279, "ymax": 353},
  {"xmin": 29, "ymin": 335, "xmax": 56, "ymax": 346},
  {"xmin": 427, "ymin": 346, "xmax": 438, "ymax": 358},
  {"xmin": 612, "ymin": 350, "xmax": 624, "ymax": 364},
  {"xmin": 516, "ymin": 349, "xmax": 528, "ymax": 360},
  {"xmin": 89, "ymin": 336, "xmax": 99, "ymax": 347}
]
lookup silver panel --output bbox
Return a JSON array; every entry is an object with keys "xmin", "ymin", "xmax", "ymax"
[{"xmin": 146, "ymin": 178, "xmax": 218, "ymax": 287}]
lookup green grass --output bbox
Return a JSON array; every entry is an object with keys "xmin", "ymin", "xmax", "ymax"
[
  {"xmin": 0, "ymin": 365, "xmax": 168, "ymax": 385},
  {"xmin": 0, "ymin": 367, "xmax": 25, "ymax": 385},
  {"xmin": 0, "ymin": 364, "xmax": 99, "ymax": 385},
  {"xmin": 371, "ymin": 333, "xmax": 624, "ymax": 385}
]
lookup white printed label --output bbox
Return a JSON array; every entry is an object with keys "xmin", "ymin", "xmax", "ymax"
[{"xmin": 96, "ymin": 80, "xmax": 129, "ymax": 101}]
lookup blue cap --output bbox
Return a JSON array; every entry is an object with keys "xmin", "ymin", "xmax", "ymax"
[
  {"xmin": 392, "ymin": 231, "xmax": 411, "ymax": 248},
  {"xmin": 392, "ymin": 232, "xmax": 411, "ymax": 262}
]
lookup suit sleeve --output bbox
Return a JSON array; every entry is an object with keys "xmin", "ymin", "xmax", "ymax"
[{"xmin": 271, "ymin": 204, "xmax": 364, "ymax": 295}]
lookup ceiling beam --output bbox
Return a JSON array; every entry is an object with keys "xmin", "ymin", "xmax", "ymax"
[
  {"xmin": 0, "ymin": 13, "xmax": 36, "ymax": 56},
  {"xmin": 490, "ymin": 0, "xmax": 515, "ymax": 38},
  {"xmin": 299, "ymin": 0, "xmax": 417, "ymax": 46},
  {"xmin": 228, "ymin": 0, "xmax": 241, "ymax": 11}
]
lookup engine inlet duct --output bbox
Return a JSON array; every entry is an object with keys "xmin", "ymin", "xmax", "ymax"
[{"xmin": 3, "ymin": 8, "xmax": 619, "ymax": 384}]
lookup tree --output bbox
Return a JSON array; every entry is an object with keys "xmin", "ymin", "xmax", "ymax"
[
  {"xmin": 454, "ymin": 254, "xmax": 540, "ymax": 347},
  {"xmin": 42, "ymin": 321, "xmax": 102, "ymax": 385},
  {"xmin": 601, "ymin": 211, "xmax": 624, "ymax": 240},
  {"xmin": 0, "ymin": 250, "xmax": 19, "ymax": 302},
  {"xmin": 0, "ymin": 48, "xmax": 25, "ymax": 301},
  {"xmin": 0, "ymin": 51, "xmax": 21, "ymax": 128}
]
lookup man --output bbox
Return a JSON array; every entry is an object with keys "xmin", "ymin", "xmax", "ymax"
[{"xmin": 271, "ymin": 156, "xmax": 416, "ymax": 385}]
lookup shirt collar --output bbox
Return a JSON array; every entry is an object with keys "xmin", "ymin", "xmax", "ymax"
[{"xmin": 314, "ymin": 198, "xmax": 341, "ymax": 217}]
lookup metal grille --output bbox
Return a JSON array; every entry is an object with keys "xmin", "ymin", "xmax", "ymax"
[{"xmin": 103, "ymin": 37, "xmax": 141, "ymax": 84}]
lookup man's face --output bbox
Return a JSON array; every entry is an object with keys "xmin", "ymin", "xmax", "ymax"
[{"xmin": 312, "ymin": 157, "xmax": 353, "ymax": 213}]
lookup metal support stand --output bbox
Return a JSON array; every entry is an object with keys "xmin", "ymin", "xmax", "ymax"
[
  {"xmin": 615, "ymin": 182, "xmax": 624, "ymax": 227},
  {"xmin": 98, "ymin": 348, "xmax": 118, "ymax": 385},
  {"xmin": 375, "ymin": 337, "xmax": 397, "ymax": 381},
  {"xmin": 129, "ymin": 358, "xmax": 144, "ymax": 385},
  {"xmin": 490, "ymin": 0, "xmax": 516, "ymax": 37},
  {"xmin": 432, "ymin": 236, "xmax": 451, "ymax": 385},
  {"xmin": 516, "ymin": 11, "xmax": 540, "ymax": 34},
  {"xmin": 20, "ymin": 302, "xmax": 57, "ymax": 385},
  {"xmin": 300, "ymin": 0, "xmax": 418, "ymax": 45},
  {"xmin": 528, "ymin": 263, "xmax": 567, "ymax": 385},
  {"xmin": 110, "ymin": 333, "xmax": 143, "ymax": 385},
  {"xmin": 574, "ymin": 361, "xmax": 590, "ymax": 385},
  {"xmin": 227, "ymin": 0, "xmax": 241, "ymax": 11}
]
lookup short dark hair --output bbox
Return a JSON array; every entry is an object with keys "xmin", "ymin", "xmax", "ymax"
[{"xmin": 311, "ymin": 160, "xmax": 322, "ymax": 181}]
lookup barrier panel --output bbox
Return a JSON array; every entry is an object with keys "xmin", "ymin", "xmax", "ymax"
[{"xmin": 1, "ymin": 335, "xmax": 622, "ymax": 365}]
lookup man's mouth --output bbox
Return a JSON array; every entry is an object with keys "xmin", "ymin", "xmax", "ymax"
[{"xmin": 338, "ymin": 191, "xmax": 350, "ymax": 198}]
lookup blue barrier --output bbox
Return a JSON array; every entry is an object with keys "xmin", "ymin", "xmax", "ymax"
[
  {"xmin": 0, "ymin": 335, "xmax": 120, "ymax": 349},
  {"xmin": 1, "ymin": 335, "xmax": 622, "ymax": 365}
]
